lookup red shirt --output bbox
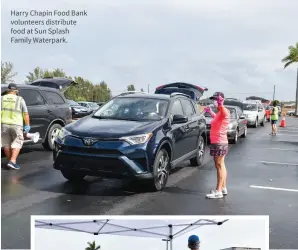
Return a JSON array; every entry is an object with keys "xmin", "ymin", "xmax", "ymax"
[{"xmin": 209, "ymin": 105, "xmax": 230, "ymax": 144}]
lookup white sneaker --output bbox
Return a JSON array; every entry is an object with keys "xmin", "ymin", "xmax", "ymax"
[
  {"xmin": 222, "ymin": 187, "xmax": 228, "ymax": 195},
  {"xmin": 206, "ymin": 190, "xmax": 223, "ymax": 199}
]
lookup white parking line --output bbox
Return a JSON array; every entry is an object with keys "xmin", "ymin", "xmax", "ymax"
[
  {"xmin": 268, "ymin": 148, "xmax": 298, "ymax": 151},
  {"xmin": 259, "ymin": 161, "xmax": 298, "ymax": 166},
  {"xmin": 250, "ymin": 185, "xmax": 298, "ymax": 192}
]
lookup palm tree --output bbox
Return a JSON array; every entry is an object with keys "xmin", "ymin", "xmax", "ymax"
[
  {"xmin": 1, "ymin": 61, "xmax": 17, "ymax": 84},
  {"xmin": 85, "ymin": 241, "xmax": 100, "ymax": 250},
  {"xmin": 282, "ymin": 42, "xmax": 298, "ymax": 116}
]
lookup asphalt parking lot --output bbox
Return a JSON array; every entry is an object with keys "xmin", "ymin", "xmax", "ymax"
[{"xmin": 1, "ymin": 117, "xmax": 298, "ymax": 249}]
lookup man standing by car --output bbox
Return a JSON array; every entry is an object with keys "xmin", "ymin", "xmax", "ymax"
[
  {"xmin": 270, "ymin": 101, "xmax": 279, "ymax": 135},
  {"xmin": 1, "ymin": 83, "xmax": 31, "ymax": 169}
]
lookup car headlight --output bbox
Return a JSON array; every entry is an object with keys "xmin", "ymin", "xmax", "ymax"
[
  {"xmin": 228, "ymin": 124, "xmax": 234, "ymax": 130},
  {"xmin": 121, "ymin": 133, "xmax": 153, "ymax": 145},
  {"xmin": 57, "ymin": 128, "xmax": 72, "ymax": 140},
  {"xmin": 73, "ymin": 108, "xmax": 81, "ymax": 112}
]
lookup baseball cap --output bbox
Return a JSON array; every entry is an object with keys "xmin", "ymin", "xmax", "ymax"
[
  {"xmin": 188, "ymin": 235, "xmax": 200, "ymax": 244},
  {"xmin": 8, "ymin": 83, "xmax": 18, "ymax": 90},
  {"xmin": 209, "ymin": 91, "xmax": 224, "ymax": 100}
]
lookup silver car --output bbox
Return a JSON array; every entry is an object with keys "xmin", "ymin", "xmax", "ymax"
[{"xmin": 242, "ymin": 100, "xmax": 266, "ymax": 128}]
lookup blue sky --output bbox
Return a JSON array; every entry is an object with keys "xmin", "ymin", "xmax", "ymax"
[
  {"xmin": 1, "ymin": 0, "xmax": 298, "ymax": 101},
  {"xmin": 34, "ymin": 217, "xmax": 268, "ymax": 250}
]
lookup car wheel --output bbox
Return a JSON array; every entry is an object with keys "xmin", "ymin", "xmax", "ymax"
[
  {"xmin": 254, "ymin": 118, "xmax": 258, "ymax": 128},
  {"xmin": 260, "ymin": 116, "xmax": 265, "ymax": 126},
  {"xmin": 61, "ymin": 169, "xmax": 86, "ymax": 181},
  {"xmin": 241, "ymin": 126, "xmax": 247, "ymax": 138},
  {"xmin": 190, "ymin": 135, "xmax": 205, "ymax": 166},
  {"xmin": 147, "ymin": 149, "xmax": 170, "ymax": 191},
  {"xmin": 231, "ymin": 129, "xmax": 238, "ymax": 144},
  {"xmin": 42, "ymin": 123, "xmax": 62, "ymax": 151}
]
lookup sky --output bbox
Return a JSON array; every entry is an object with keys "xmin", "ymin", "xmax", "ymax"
[
  {"xmin": 1, "ymin": 0, "xmax": 298, "ymax": 101},
  {"xmin": 34, "ymin": 217, "xmax": 267, "ymax": 250}
]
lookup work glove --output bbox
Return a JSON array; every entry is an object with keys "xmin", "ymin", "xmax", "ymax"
[
  {"xmin": 24, "ymin": 125, "xmax": 31, "ymax": 133},
  {"xmin": 216, "ymin": 95, "xmax": 224, "ymax": 106},
  {"xmin": 204, "ymin": 106, "xmax": 211, "ymax": 113}
]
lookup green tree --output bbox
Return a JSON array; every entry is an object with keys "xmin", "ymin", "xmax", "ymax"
[
  {"xmin": 127, "ymin": 84, "xmax": 136, "ymax": 91},
  {"xmin": 1, "ymin": 61, "xmax": 17, "ymax": 84},
  {"xmin": 282, "ymin": 42, "xmax": 298, "ymax": 116},
  {"xmin": 25, "ymin": 67, "xmax": 67, "ymax": 83},
  {"xmin": 85, "ymin": 241, "xmax": 100, "ymax": 250}
]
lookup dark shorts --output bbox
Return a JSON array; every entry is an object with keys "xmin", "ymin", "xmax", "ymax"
[
  {"xmin": 209, "ymin": 143, "xmax": 229, "ymax": 157},
  {"xmin": 271, "ymin": 120, "xmax": 277, "ymax": 125}
]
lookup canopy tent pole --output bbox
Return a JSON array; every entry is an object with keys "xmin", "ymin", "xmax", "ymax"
[{"xmin": 169, "ymin": 224, "xmax": 173, "ymax": 250}]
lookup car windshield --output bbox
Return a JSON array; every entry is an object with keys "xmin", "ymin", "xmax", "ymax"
[
  {"xmin": 243, "ymin": 104, "xmax": 257, "ymax": 111},
  {"xmin": 93, "ymin": 97, "xmax": 169, "ymax": 121},
  {"xmin": 204, "ymin": 107, "xmax": 236, "ymax": 119},
  {"xmin": 67, "ymin": 100, "xmax": 80, "ymax": 106}
]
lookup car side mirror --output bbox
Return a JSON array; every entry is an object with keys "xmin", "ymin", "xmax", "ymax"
[
  {"xmin": 240, "ymin": 115, "xmax": 245, "ymax": 119},
  {"xmin": 172, "ymin": 114, "xmax": 188, "ymax": 124}
]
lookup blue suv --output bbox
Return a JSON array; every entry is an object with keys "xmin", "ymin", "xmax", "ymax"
[{"xmin": 53, "ymin": 90, "xmax": 207, "ymax": 191}]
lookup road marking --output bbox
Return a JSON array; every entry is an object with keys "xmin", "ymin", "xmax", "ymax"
[
  {"xmin": 268, "ymin": 148, "xmax": 298, "ymax": 152},
  {"xmin": 259, "ymin": 161, "xmax": 298, "ymax": 166},
  {"xmin": 250, "ymin": 185, "xmax": 298, "ymax": 193}
]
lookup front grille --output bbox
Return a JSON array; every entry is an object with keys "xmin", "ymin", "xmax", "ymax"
[{"xmin": 62, "ymin": 145, "xmax": 121, "ymax": 155}]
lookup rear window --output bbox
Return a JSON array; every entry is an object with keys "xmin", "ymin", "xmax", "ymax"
[
  {"xmin": 42, "ymin": 91, "xmax": 65, "ymax": 104},
  {"xmin": 243, "ymin": 104, "xmax": 257, "ymax": 111},
  {"xmin": 155, "ymin": 88, "xmax": 196, "ymax": 100}
]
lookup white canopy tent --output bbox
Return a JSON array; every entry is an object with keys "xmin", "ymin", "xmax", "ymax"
[{"xmin": 35, "ymin": 218, "xmax": 229, "ymax": 250}]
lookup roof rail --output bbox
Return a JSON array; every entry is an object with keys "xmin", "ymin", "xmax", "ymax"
[
  {"xmin": 170, "ymin": 92, "xmax": 191, "ymax": 98},
  {"xmin": 115, "ymin": 91, "xmax": 147, "ymax": 97}
]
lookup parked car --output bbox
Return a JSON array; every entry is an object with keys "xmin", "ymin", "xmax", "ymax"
[
  {"xmin": 67, "ymin": 100, "xmax": 93, "ymax": 119},
  {"xmin": 242, "ymin": 100, "xmax": 266, "ymax": 127},
  {"xmin": 205, "ymin": 105, "xmax": 247, "ymax": 144},
  {"xmin": 53, "ymin": 91, "xmax": 207, "ymax": 191},
  {"xmin": 1, "ymin": 84, "xmax": 72, "ymax": 150},
  {"xmin": 78, "ymin": 101, "xmax": 100, "ymax": 112},
  {"xmin": 155, "ymin": 82, "xmax": 208, "ymax": 102},
  {"xmin": 287, "ymin": 110, "xmax": 295, "ymax": 116},
  {"xmin": 28, "ymin": 77, "xmax": 77, "ymax": 92}
]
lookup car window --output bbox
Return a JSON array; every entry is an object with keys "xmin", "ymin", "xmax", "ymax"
[
  {"xmin": 19, "ymin": 89, "xmax": 45, "ymax": 106},
  {"xmin": 243, "ymin": 103, "xmax": 257, "ymax": 111},
  {"xmin": 42, "ymin": 91, "xmax": 65, "ymax": 104},
  {"xmin": 227, "ymin": 108, "xmax": 237, "ymax": 119},
  {"xmin": 171, "ymin": 100, "xmax": 184, "ymax": 116},
  {"xmin": 180, "ymin": 99, "xmax": 195, "ymax": 116},
  {"xmin": 80, "ymin": 103, "xmax": 88, "ymax": 107}
]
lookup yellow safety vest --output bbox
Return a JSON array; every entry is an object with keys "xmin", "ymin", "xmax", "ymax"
[{"xmin": 1, "ymin": 94, "xmax": 24, "ymax": 126}]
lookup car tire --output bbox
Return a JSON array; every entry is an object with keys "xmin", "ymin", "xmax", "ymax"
[
  {"xmin": 231, "ymin": 129, "xmax": 238, "ymax": 144},
  {"xmin": 42, "ymin": 123, "xmax": 62, "ymax": 151},
  {"xmin": 260, "ymin": 116, "xmax": 265, "ymax": 126},
  {"xmin": 190, "ymin": 135, "xmax": 205, "ymax": 166},
  {"xmin": 146, "ymin": 149, "xmax": 170, "ymax": 191},
  {"xmin": 241, "ymin": 126, "xmax": 247, "ymax": 138},
  {"xmin": 254, "ymin": 117, "xmax": 258, "ymax": 128},
  {"xmin": 61, "ymin": 169, "xmax": 86, "ymax": 181}
]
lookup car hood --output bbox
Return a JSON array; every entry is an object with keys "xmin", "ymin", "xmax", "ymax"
[
  {"xmin": 66, "ymin": 116, "xmax": 162, "ymax": 138},
  {"xmin": 243, "ymin": 110, "xmax": 257, "ymax": 115}
]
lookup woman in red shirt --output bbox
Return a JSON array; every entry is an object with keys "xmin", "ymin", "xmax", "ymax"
[{"xmin": 204, "ymin": 92, "xmax": 230, "ymax": 199}]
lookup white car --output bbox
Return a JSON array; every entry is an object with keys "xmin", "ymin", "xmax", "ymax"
[{"xmin": 242, "ymin": 100, "xmax": 266, "ymax": 127}]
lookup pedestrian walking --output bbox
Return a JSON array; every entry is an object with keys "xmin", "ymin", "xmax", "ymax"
[
  {"xmin": 270, "ymin": 100, "xmax": 279, "ymax": 135},
  {"xmin": 188, "ymin": 235, "xmax": 200, "ymax": 250},
  {"xmin": 1, "ymin": 83, "xmax": 31, "ymax": 169},
  {"xmin": 203, "ymin": 92, "xmax": 230, "ymax": 199}
]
